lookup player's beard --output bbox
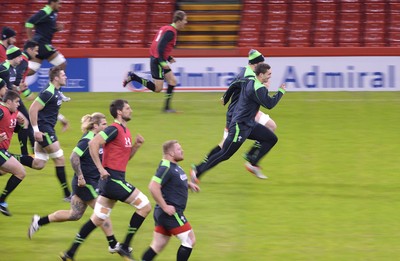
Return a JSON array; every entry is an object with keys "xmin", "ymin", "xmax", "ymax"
[{"xmin": 122, "ymin": 115, "xmax": 131, "ymax": 122}]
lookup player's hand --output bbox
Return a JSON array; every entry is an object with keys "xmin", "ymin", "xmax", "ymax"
[
  {"xmin": 280, "ymin": 83, "xmax": 286, "ymax": 91},
  {"xmin": 77, "ymin": 176, "xmax": 86, "ymax": 187},
  {"xmin": 163, "ymin": 205, "xmax": 176, "ymax": 216},
  {"xmin": 168, "ymin": 56, "xmax": 176, "ymax": 64},
  {"xmin": 0, "ymin": 132, "xmax": 7, "ymax": 142},
  {"xmin": 134, "ymin": 134, "xmax": 145, "ymax": 148},
  {"xmin": 188, "ymin": 182, "xmax": 200, "ymax": 193},
  {"xmin": 60, "ymin": 120, "xmax": 69, "ymax": 132},
  {"xmin": 99, "ymin": 168, "xmax": 110, "ymax": 180},
  {"xmin": 17, "ymin": 115, "xmax": 26, "ymax": 129},
  {"xmin": 34, "ymin": 131, "xmax": 43, "ymax": 142}
]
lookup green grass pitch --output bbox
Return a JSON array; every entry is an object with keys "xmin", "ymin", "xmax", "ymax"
[{"xmin": 1, "ymin": 91, "xmax": 399, "ymax": 261}]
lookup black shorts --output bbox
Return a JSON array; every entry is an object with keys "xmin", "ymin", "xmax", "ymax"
[
  {"xmin": 153, "ymin": 207, "xmax": 192, "ymax": 236},
  {"xmin": 98, "ymin": 168, "xmax": 136, "ymax": 202},
  {"xmin": 37, "ymin": 43, "xmax": 57, "ymax": 60},
  {"xmin": 72, "ymin": 176, "xmax": 99, "ymax": 202},
  {"xmin": 150, "ymin": 56, "xmax": 171, "ymax": 80},
  {"xmin": 0, "ymin": 149, "xmax": 12, "ymax": 167},
  {"xmin": 37, "ymin": 131, "xmax": 58, "ymax": 148}
]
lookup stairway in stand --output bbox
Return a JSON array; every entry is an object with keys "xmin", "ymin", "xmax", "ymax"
[{"xmin": 177, "ymin": 1, "xmax": 241, "ymax": 49}]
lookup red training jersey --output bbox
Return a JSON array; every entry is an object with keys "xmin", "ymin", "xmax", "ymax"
[
  {"xmin": 149, "ymin": 25, "xmax": 177, "ymax": 61},
  {"xmin": 102, "ymin": 122, "xmax": 133, "ymax": 172},
  {"xmin": 0, "ymin": 43, "xmax": 6, "ymax": 63},
  {"xmin": 0, "ymin": 104, "xmax": 18, "ymax": 149}
]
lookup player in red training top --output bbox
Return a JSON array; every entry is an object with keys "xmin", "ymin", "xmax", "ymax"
[
  {"xmin": 0, "ymin": 89, "xmax": 29, "ymax": 216},
  {"xmin": 123, "ymin": 10, "xmax": 187, "ymax": 113}
]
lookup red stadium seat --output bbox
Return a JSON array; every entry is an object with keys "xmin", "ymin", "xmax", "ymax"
[
  {"xmin": 265, "ymin": 13, "xmax": 288, "ymax": 24},
  {"xmin": 315, "ymin": 12, "xmax": 336, "ymax": 23},
  {"xmin": 71, "ymin": 33, "xmax": 96, "ymax": 48},
  {"xmin": 364, "ymin": 32, "xmax": 386, "ymax": 47},
  {"xmin": 365, "ymin": 2, "xmax": 385, "ymax": 12},
  {"xmin": 77, "ymin": 13, "xmax": 99, "ymax": 24},
  {"xmin": 339, "ymin": 22, "xmax": 361, "ymax": 32},
  {"xmin": 77, "ymin": 4, "xmax": 100, "ymax": 14},
  {"xmin": 265, "ymin": 3, "xmax": 287, "ymax": 14},
  {"xmin": 288, "ymin": 31, "xmax": 311, "ymax": 47},
  {"xmin": 289, "ymin": 14, "xmax": 312, "ymax": 25},
  {"xmin": 341, "ymin": 2, "xmax": 361, "ymax": 13},
  {"xmin": 52, "ymin": 33, "xmax": 70, "ymax": 46},
  {"xmin": 262, "ymin": 32, "xmax": 286, "ymax": 47},
  {"xmin": 292, "ymin": 3, "xmax": 312, "ymax": 14},
  {"xmin": 101, "ymin": 14, "xmax": 123, "ymax": 24},
  {"xmin": 0, "ymin": 4, "xmax": 26, "ymax": 14},
  {"xmin": 338, "ymin": 31, "xmax": 360, "ymax": 43},
  {"xmin": 126, "ymin": 4, "xmax": 148, "ymax": 14},
  {"xmin": 74, "ymin": 23, "xmax": 98, "ymax": 34},
  {"xmin": 102, "ymin": 3, "xmax": 124, "ymax": 14},
  {"xmin": 60, "ymin": 3, "xmax": 76, "ymax": 14},
  {"xmin": 99, "ymin": 23, "xmax": 121, "ymax": 33},
  {"xmin": 316, "ymin": 3, "xmax": 337, "ymax": 13},
  {"xmin": 313, "ymin": 31, "xmax": 336, "ymax": 45},
  {"xmin": 123, "ymin": 22, "xmax": 146, "ymax": 34}
]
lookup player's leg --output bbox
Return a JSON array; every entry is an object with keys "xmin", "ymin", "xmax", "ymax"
[
  {"xmin": 193, "ymin": 123, "xmax": 250, "ymax": 181},
  {"xmin": 0, "ymin": 154, "xmax": 26, "ymax": 216},
  {"xmin": 62, "ymin": 196, "xmax": 116, "ymax": 259},
  {"xmin": 43, "ymin": 139, "xmax": 71, "ymax": 200},
  {"xmin": 142, "ymin": 232, "xmax": 171, "ymax": 261},
  {"xmin": 16, "ymin": 101, "xmax": 32, "ymax": 155},
  {"xmin": 192, "ymin": 128, "xmax": 227, "ymax": 177},
  {"xmin": 245, "ymin": 124, "xmax": 278, "ymax": 178},
  {"xmin": 27, "ymin": 56, "xmax": 42, "ymax": 76},
  {"xmin": 118, "ymin": 187, "xmax": 151, "ymax": 257},
  {"xmin": 245, "ymin": 112, "xmax": 277, "ymax": 164},
  {"xmin": 163, "ymin": 69, "xmax": 177, "ymax": 112},
  {"xmin": 176, "ymin": 229, "xmax": 196, "ymax": 261},
  {"xmin": 123, "ymin": 57, "xmax": 160, "ymax": 92},
  {"xmin": 28, "ymin": 194, "xmax": 88, "ymax": 239}
]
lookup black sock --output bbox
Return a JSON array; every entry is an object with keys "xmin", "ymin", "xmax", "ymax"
[
  {"xmin": 177, "ymin": 245, "xmax": 192, "ymax": 261},
  {"xmin": 142, "ymin": 247, "xmax": 157, "ymax": 261},
  {"xmin": 164, "ymin": 84, "xmax": 175, "ymax": 110},
  {"xmin": 245, "ymin": 141, "xmax": 261, "ymax": 164},
  {"xmin": 107, "ymin": 235, "xmax": 117, "ymax": 248},
  {"xmin": 38, "ymin": 216, "xmax": 50, "ymax": 226},
  {"xmin": 18, "ymin": 129, "xmax": 29, "ymax": 155},
  {"xmin": 67, "ymin": 219, "xmax": 97, "ymax": 257},
  {"xmin": 0, "ymin": 175, "xmax": 23, "ymax": 202},
  {"xmin": 56, "ymin": 166, "xmax": 71, "ymax": 197},
  {"xmin": 122, "ymin": 212, "xmax": 145, "ymax": 249},
  {"xmin": 131, "ymin": 73, "xmax": 156, "ymax": 92},
  {"xmin": 13, "ymin": 154, "xmax": 33, "ymax": 168}
]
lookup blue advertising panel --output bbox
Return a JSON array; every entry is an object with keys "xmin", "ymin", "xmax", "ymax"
[{"xmin": 26, "ymin": 58, "xmax": 89, "ymax": 92}]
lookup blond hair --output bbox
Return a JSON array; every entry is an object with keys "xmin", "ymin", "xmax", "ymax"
[
  {"xmin": 162, "ymin": 140, "xmax": 178, "ymax": 155},
  {"xmin": 81, "ymin": 112, "xmax": 106, "ymax": 133}
]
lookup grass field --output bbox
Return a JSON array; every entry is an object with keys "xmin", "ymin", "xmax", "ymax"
[{"xmin": 1, "ymin": 91, "xmax": 399, "ymax": 261}]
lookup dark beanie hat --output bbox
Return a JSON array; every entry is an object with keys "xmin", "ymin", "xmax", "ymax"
[
  {"xmin": 6, "ymin": 46, "xmax": 22, "ymax": 60},
  {"xmin": 2, "ymin": 27, "xmax": 16, "ymax": 40},
  {"xmin": 248, "ymin": 49, "xmax": 265, "ymax": 65}
]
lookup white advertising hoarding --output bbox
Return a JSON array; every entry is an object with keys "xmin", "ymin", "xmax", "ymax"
[{"xmin": 90, "ymin": 57, "xmax": 399, "ymax": 92}]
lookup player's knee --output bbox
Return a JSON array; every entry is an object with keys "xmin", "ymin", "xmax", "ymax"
[
  {"xmin": 265, "ymin": 120, "xmax": 277, "ymax": 132},
  {"xmin": 177, "ymin": 230, "xmax": 194, "ymax": 248},
  {"xmin": 129, "ymin": 191, "xmax": 151, "ymax": 216},
  {"xmin": 69, "ymin": 211, "xmax": 83, "ymax": 221},
  {"xmin": 49, "ymin": 53, "xmax": 66, "ymax": 67},
  {"xmin": 32, "ymin": 159, "xmax": 46, "ymax": 170},
  {"xmin": 49, "ymin": 149, "xmax": 64, "ymax": 159},
  {"xmin": 28, "ymin": 61, "xmax": 41, "ymax": 73},
  {"xmin": 94, "ymin": 202, "xmax": 112, "ymax": 220},
  {"xmin": 14, "ymin": 169, "xmax": 26, "ymax": 180}
]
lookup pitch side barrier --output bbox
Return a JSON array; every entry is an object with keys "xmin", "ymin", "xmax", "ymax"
[{"xmin": 27, "ymin": 48, "xmax": 400, "ymax": 92}]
